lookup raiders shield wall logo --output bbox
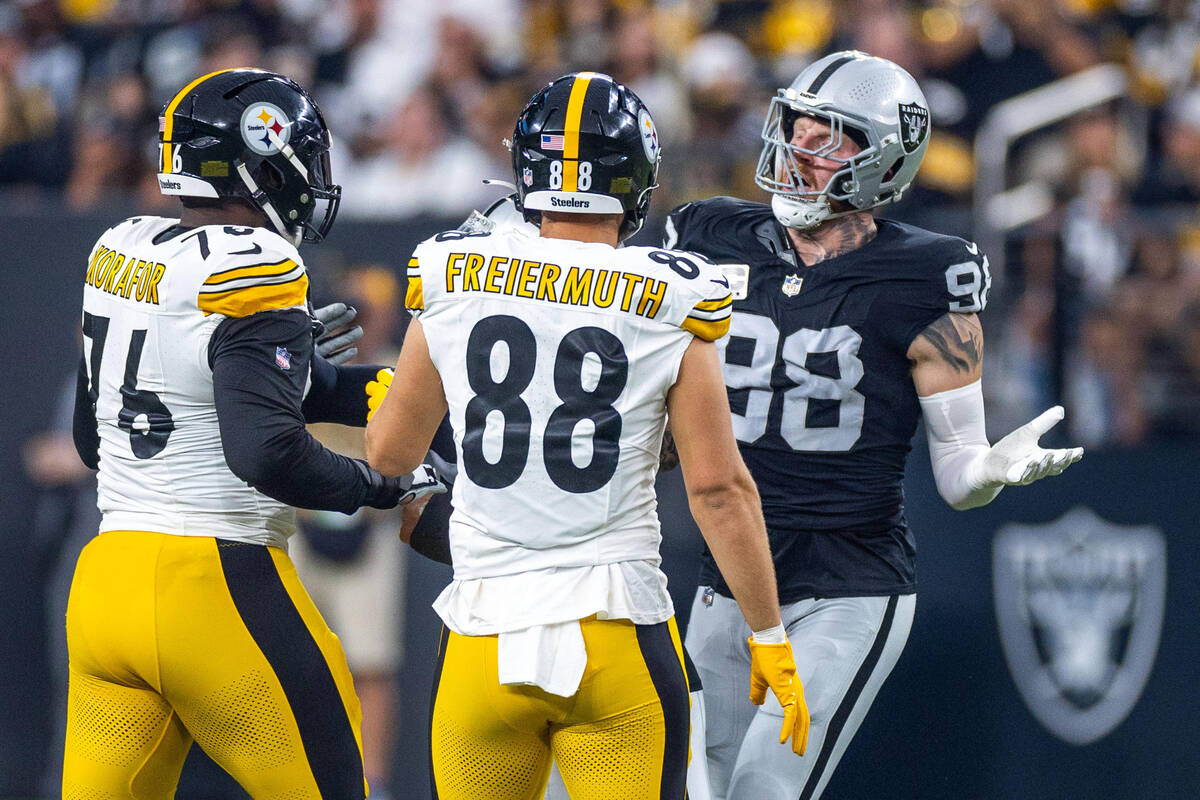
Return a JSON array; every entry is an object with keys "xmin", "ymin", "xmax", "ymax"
[
  {"xmin": 897, "ymin": 102, "xmax": 929, "ymax": 154},
  {"xmin": 993, "ymin": 507, "xmax": 1166, "ymax": 745}
]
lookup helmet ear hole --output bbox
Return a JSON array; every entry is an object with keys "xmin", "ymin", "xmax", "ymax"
[
  {"xmin": 883, "ymin": 156, "xmax": 904, "ymax": 182},
  {"xmin": 259, "ymin": 161, "xmax": 285, "ymax": 191}
]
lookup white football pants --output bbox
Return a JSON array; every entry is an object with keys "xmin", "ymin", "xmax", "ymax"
[{"xmin": 686, "ymin": 588, "xmax": 915, "ymax": 800}]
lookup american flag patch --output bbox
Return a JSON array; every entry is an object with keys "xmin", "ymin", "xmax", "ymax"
[
  {"xmin": 275, "ymin": 346, "xmax": 291, "ymax": 369},
  {"xmin": 541, "ymin": 134, "xmax": 564, "ymax": 151}
]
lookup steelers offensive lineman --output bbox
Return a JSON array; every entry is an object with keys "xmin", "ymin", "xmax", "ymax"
[
  {"xmin": 665, "ymin": 51, "xmax": 1085, "ymax": 799},
  {"xmin": 66, "ymin": 69, "xmax": 442, "ymax": 799},
  {"xmin": 367, "ymin": 73, "xmax": 809, "ymax": 800}
]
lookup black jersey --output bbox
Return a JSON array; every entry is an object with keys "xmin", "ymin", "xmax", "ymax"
[{"xmin": 666, "ymin": 197, "xmax": 990, "ymax": 602}]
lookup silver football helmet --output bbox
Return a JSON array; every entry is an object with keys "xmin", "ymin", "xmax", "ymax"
[{"xmin": 754, "ymin": 50, "xmax": 931, "ymax": 229}]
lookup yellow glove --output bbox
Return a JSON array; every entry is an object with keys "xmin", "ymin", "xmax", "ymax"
[
  {"xmin": 748, "ymin": 637, "xmax": 810, "ymax": 756},
  {"xmin": 365, "ymin": 368, "xmax": 393, "ymax": 421}
]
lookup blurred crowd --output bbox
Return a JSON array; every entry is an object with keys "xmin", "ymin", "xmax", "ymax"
[{"xmin": 4, "ymin": 0, "xmax": 1200, "ymax": 448}]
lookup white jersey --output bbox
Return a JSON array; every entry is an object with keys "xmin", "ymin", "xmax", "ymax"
[
  {"xmin": 407, "ymin": 225, "xmax": 732, "ymax": 635},
  {"xmin": 81, "ymin": 216, "xmax": 310, "ymax": 547}
]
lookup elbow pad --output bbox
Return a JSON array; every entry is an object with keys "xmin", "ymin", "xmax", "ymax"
[{"xmin": 918, "ymin": 380, "xmax": 1002, "ymax": 510}]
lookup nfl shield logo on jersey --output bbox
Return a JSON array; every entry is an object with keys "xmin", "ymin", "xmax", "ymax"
[
  {"xmin": 275, "ymin": 346, "xmax": 291, "ymax": 370},
  {"xmin": 993, "ymin": 507, "xmax": 1166, "ymax": 745},
  {"xmin": 523, "ymin": 167, "xmax": 534, "ymax": 187},
  {"xmin": 781, "ymin": 274, "xmax": 803, "ymax": 297}
]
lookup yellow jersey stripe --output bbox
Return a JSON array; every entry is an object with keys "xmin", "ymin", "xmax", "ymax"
[
  {"xmin": 202, "ymin": 259, "xmax": 299, "ymax": 287},
  {"xmin": 405, "ymin": 276, "xmax": 424, "ymax": 310},
  {"xmin": 162, "ymin": 69, "xmax": 236, "ymax": 173},
  {"xmin": 562, "ymin": 72, "xmax": 596, "ymax": 192},
  {"xmin": 681, "ymin": 315, "xmax": 731, "ymax": 342},
  {"xmin": 197, "ymin": 274, "xmax": 309, "ymax": 317},
  {"xmin": 693, "ymin": 296, "xmax": 733, "ymax": 312}
]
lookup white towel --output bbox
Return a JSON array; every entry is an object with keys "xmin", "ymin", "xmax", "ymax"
[{"xmin": 496, "ymin": 620, "xmax": 587, "ymax": 698}]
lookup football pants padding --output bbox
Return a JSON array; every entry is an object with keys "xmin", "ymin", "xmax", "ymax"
[
  {"xmin": 430, "ymin": 616, "xmax": 691, "ymax": 800},
  {"xmin": 63, "ymin": 531, "xmax": 365, "ymax": 799}
]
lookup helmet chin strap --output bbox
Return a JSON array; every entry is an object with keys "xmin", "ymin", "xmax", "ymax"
[
  {"xmin": 771, "ymin": 194, "xmax": 832, "ymax": 230},
  {"xmin": 770, "ymin": 192, "xmax": 866, "ymax": 231},
  {"xmin": 236, "ymin": 161, "xmax": 300, "ymax": 247}
]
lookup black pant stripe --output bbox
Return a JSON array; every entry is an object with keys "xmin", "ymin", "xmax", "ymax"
[
  {"xmin": 798, "ymin": 595, "xmax": 899, "ymax": 800},
  {"xmin": 216, "ymin": 540, "xmax": 364, "ymax": 799},
  {"xmin": 635, "ymin": 622, "xmax": 691, "ymax": 800},
  {"xmin": 428, "ymin": 625, "xmax": 450, "ymax": 800},
  {"xmin": 682, "ymin": 644, "xmax": 703, "ymax": 693},
  {"xmin": 806, "ymin": 54, "xmax": 857, "ymax": 95}
]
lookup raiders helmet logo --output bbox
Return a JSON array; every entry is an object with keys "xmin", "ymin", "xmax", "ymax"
[
  {"xmin": 897, "ymin": 102, "xmax": 929, "ymax": 154},
  {"xmin": 993, "ymin": 507, "xmax": 1166, "ymax": 745}
]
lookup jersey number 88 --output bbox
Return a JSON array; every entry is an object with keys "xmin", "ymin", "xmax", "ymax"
[{"xmin": 462, "ymin": 315, "xmax": 627, "ymax": 493}]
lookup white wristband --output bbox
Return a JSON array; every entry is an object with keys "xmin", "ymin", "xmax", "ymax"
[{"xmin": 751, "ymin": 623, "xmax": 788, "ymax": 644}]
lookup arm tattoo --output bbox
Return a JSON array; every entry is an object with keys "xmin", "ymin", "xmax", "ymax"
[
  {"xmin": 917, "ymin": 313, "xmax": 983, "ymax": 373},
  {"xmin": 658, "ymin": 429, "xmax": 679, "ymax": 472}
]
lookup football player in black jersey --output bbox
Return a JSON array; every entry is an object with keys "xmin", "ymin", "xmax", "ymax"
[{"xmin": 667, "ymin": 51, "xmax": 1084, "ymax": 800}]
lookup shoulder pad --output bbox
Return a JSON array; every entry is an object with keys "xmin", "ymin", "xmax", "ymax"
[
  {"xmin": 196, "ymin": 226, "xmax": 307, "ymax": 318},
  {"xmin": 882, "ymin": 221, "xmax": 992, "ymax": 315},
  {"xmin": 630, "ymin": 247, "xmax": 733, "ymax": 341},
  {"xmin": 664, "ymin": 196, "xmax": 773, "ymax": 256}
]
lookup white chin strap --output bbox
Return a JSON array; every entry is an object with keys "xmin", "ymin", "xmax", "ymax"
[
  {"xmin": 771, "ymin": 193, "xmax": 832, "ymax": 230},
  {"xmin": 236, "ymin": 162, "xmax": 299, "ymax": 246}
]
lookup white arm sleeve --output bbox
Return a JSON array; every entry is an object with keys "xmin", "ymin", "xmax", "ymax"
[{"xmin": 918, "ymin": 379, "xmax": 1003, "ymax": 511}]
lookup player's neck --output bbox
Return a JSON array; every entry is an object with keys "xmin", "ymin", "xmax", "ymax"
[
  {"xmin": 178, "ymin": 203, "xmax": 269, "ymax": 231},
  {"xmin": 784, "ymin": 211, "xmax": 876, "ymax": 266},
  {"xmin": 539, "ymin": 212, "xmax": 622, "ymax": 247}
]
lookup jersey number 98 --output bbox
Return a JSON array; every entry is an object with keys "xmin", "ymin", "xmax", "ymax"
[
  {"xmin": 462, "ymin": 315, "xmax": 627, "ymax": 493},
  {"xmin": 721, "ymin": 313, "xmax": 865, "ymax": 451}
]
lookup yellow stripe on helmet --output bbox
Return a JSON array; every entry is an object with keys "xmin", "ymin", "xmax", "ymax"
[
  {"xmin": 562, "ymin": 72, "xmax": 596, "ymax": 192},
  {"xmin": 161, "ymin": 68, "xmax": 237, "ymax": 173}
]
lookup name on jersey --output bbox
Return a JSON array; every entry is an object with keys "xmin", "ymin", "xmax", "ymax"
[
  {"xmin": 85, "ymin": 244, "xmax": 166, "ymax": 305},
  {"xmin": 444, "ymin": 252, "xmax": 666, "ymax": 319}
]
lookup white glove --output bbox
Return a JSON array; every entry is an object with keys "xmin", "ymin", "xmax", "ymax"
[
  {"xmin": 399, "ymin": 464, "xmax": 448, "ymax": 506},
  {"xmin": 968, "ymin": 406, "xmax": 1084, "ymax": 488}
]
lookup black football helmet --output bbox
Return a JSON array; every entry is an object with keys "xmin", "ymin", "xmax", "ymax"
[
  {"xmin": 158, "ymin": 68, "xmax": 340, "ymax": 245},
  {"xmin": 511, "ymin": 72, "xmax": 660, "ymax": 241}
]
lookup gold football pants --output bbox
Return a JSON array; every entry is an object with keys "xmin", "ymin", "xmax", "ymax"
[
  {"xmin": 62, "ymin": 531, "xmax": 366, "ymax": 799},
  {"xmin": 430, "ymin": 616, "xmax": 691, "ymax": 800}
]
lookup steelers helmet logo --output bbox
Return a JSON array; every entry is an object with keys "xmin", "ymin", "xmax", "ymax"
[
  {"xmin": 638, "ymin": 108, "xmax": 659, "ymax": 163},
  {"xmin": 241, "ymin": 102, "xmax": 292, "ymax": 156}
]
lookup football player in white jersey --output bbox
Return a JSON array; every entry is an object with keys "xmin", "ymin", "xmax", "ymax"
[
  {"xmin": 366, "ymin": 73, "xmax": 811, "ymax": 800},
  {"xmin": 65, "ymin": 69, "xmax": 443, "ymax": 799}
]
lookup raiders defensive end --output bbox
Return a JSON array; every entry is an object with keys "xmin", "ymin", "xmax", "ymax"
[{"xmin": 667, "ymin": 51, "xmax": 1084, "ymax": 800}]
